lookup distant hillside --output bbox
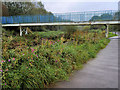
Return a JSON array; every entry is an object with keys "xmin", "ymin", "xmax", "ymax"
[
  {"xmin": 89, "ymin": 11, "xmax": 120, "ymax": 21},
  {"xmin": 89, "ymin": 13, "xmax": 113, "ymax": 21}
]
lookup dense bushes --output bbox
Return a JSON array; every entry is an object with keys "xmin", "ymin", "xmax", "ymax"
[
  {"xmin": 33, "ymin": 31, "xmax": 64, "ymax": 39},
  {"xmin": 2, "ymin": 30, "xmax": 65, "ymax": 49},
  {"xmin": 62, "ymin": 26, "xmax": 77, "ymax": 39},
  {"xmin": 1, "ymin": 28, "xmax": 111, "ymax": 88}
]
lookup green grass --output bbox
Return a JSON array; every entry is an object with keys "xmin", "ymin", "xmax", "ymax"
[{"xmin": 108, "ymin": 32, "xmax": 118, "ymax": 38}]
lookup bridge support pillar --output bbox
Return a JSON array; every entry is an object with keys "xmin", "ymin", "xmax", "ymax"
[
  {"xmin": 106, "ymin": 24, "xmax": 109, "ymax": 38},
  {"xmin": 25, "ymin": 27, "xmax": 28, "ymax": 35},
  {"xmin": 20, "ymin": 26, "xmax": 28, "ymax": 36},
  {"xmin": 20, "ymin": 26, "xmax": 22, "ymax": 36}
]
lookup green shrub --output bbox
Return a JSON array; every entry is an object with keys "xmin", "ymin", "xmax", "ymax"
[
  {"xmin": 33, "ymin": 31, "xmax": 64, "ymax": 39},
  {"xmin": 63, "ymin": 26, "xmax": 78, "ymax": 39},
  {"xmin": 82, "ymin": 26, "xmax": 91, "ymax": 31}
]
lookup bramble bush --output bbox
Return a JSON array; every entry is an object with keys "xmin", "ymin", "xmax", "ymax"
[{"xmin": 1, "ymin": 28, "xmax": 112, "ymax": 88}]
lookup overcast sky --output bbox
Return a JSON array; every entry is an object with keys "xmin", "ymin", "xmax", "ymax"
[{"xmin": 35, "ymin": 0, "xmax": 119, "ymax": 13}]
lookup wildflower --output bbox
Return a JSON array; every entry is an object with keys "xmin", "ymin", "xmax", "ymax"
[
  {"xmin": 8, "ymin": 59, "xmax": 10, "ymax": 62},
  {"xmin": 26, "ymin": 67, "xmax": 28, "ymax": 68},
  {"xmin": 31, "ymin": 48, "xmax": 35, "ymax": 53},
  {"xmin": 0, "ymin": 69, "xmax": 3, "ymax": 72},
  {"xmin": 13, "ymin": 58, "xmax": 15, "ymax": 60},
  {"xmin": 58, "ymin": 40, "xmax": 60, "ymax": 42},
  {"xmin": 23, "ymin": 53, "xmax": 25, "ymax": 55},
  {"xmin": 49, "ymin": 40, "xmax": 52, "ymax": 44},
  {"xmin": 5, "ymin": 83, "xmax": 6, "ymax": 85},
  {"xmin": 29, "ymin": 63, "xmax": 32, "ymax": 66},
  {"xmin": 33, "ymin": 49, "xmax": 35, "ymax": 51},
  {"xmin": 1, "ymin": 60, "xmax": 5, "ymax": 63},
  {"xmin": 55, "ymin": 60, "xmax": 58, "ymax": 62},
  {"xmin": 61, "ymin": 37, "xmax": 64, "ymax": 41},
  {"xmin": 5, "ymin": 69, "xmax": 8, "ymax": 71},
  {"xmin": 36, "ymin": 55, "xmax": 38, "ymax": 57}
]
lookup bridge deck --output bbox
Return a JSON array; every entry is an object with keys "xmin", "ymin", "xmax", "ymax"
[{"xmin": 2, "ymin": 21, "xmax": 120, "ymax": 27}]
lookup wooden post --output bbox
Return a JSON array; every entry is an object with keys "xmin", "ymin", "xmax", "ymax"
[{"xmin": 20, "ymin": 26, "xmax": 22, "ymax": 36}]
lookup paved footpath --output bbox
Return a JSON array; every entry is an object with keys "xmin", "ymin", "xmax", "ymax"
[{"xmin": 54, "ymin": 36, "xmax": 119, "ymax": 88}]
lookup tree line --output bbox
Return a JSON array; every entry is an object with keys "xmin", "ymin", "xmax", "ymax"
[
  {"xmin": 2, "ymin": 1, "xmax": 59, "ymax": 32},
  {"xmin": 90, "ymin": 12, "xmax": 120, "ymax": 21},
  {"xmin": 2, "ymin": 1, "xmax": 52, "ymax": 16}
]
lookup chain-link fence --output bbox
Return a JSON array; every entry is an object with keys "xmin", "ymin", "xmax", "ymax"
[{"xmin": 2, "ymin": 10, "xmax": 118, "ymax": 24}]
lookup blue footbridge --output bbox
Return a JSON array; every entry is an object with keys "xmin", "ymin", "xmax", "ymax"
[{"xmin": 1, "ymin": 10, "xmax": 120, "ymax": 37}]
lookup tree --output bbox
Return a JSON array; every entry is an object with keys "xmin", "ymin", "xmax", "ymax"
[
  {"xmin": 89, "ymin": 13, "xmax": 113, "ymax": 21},
  {"xmin": 2, "ymin": 4, "xmax": 9, "ymax": 16},
  {"xmin": 89, "ymin": 16, "xmax": 101, "ymax": 21},
  {"xmin": 2, "ymin": 2, "xmax": 34, "ymax": 16},
  {"xmin": 113, "ymin": 11, "xmax": 120, "ymax": 20},
  {"xmin": 2, "ymin": 1, "xmax": 52, "ymax": 16},
  {"xmin": 100, "ymin": 14, "xmax": 113, "ymax": 20}
]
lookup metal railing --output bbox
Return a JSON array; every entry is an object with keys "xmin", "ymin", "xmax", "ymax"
[{"xmin": 2, "ymin": 10, "xmax": 118, "ymax": 24}]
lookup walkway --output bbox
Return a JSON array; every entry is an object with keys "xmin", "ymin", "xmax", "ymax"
[
  {"xmin": 2, "ymin": 21, "xmax": 120, "ymax": 27},
  {"xmin": 54, "ymin": 36, "xmax": 119, "ymax": 88}
]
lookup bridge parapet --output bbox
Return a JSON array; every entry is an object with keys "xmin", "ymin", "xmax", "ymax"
[{"xmin": 1, "ymin": 10, "xmax": 118, "ymax": 24}]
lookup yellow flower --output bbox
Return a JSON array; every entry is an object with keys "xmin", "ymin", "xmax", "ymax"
[
  {"xmin": 29, "ymin": 63, "xmax": 33, "ymax": 66},
  {"xmin": 61, "ymin": 37, "xmax": 64, "ymax": 41}
]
